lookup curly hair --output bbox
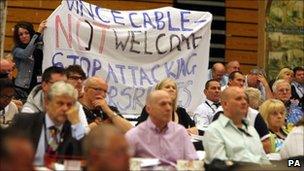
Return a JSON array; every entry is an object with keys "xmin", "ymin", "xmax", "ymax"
[{"xmin": 13, "ymin": 21, "xmax": 35, "ymax": 45}]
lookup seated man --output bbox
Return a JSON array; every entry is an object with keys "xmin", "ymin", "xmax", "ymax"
[
  {"xmin": 22, "ymin": 66, "xmax": 89, "ymax": 133},
  {"xmin": 207, "ymin": 63, "xmax": 226, "ymax": 86},
  {"xmin": 273, "ymin": 79, "xmax": 304, "ymax": 126},
  {"xmin": 245, "ymin": 68, "xmax": 273, "ymax": 100},
  {"xmin": 79, "ymin": 76, "xmax": 133, "ymax": 133},
  {"xmin": 0, "ymin": 128, "xmax": 35, "ymax": 171},
  {"xmin": 125, "ymin": 90, "xmax": 198, "ymax": 165},
  {"xmin": 194, "ymin": 79, "xmax": 221, "ymax": 126},
  {"xmin": 11, "ymin": 81, "xmax": 85, "ymax": 166},
  {"xmin": 203, "ymin": 87, "xmax": 269, "ymax": 164},
  {"xmin": 83, "ymin": 124, "xmax": 130, "ymax": 171},
  {"xmin": 221, "ymin": 71, "xmax": 245, "ymax": 91},
  {"xmin": 0, "ymin": 78, "xmax": 19, "ymax": 128},
  {"xmin": 291, "ymin": 67, "xmax": 304, "ymax": 108}
]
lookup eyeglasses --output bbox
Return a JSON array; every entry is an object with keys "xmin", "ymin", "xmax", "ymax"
[{"xmin": 68, "ymin": 75, "xmax": 85, "ymax": 81}]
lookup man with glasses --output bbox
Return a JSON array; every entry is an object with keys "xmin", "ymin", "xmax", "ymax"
[
  {"xmin": 80, "ymin": 76, "xmax": 133, "ymax": 133},
  {"xmin": 273, "ymin": 79, "xmax": 304, "ymax": 126},
  {"xmin": 65, "ymin": 65, "xmax": 86, "ymax": 98},
  {"xmin": 203, "ymin": 87, "xmax": 269, "ymax": 164},
  {"xmin": 0, "ymin": 78, "xmax": 18, "ymax": 128},
  {"xmin": 21, "ymin": 66, "xmax": 90, "ymax": 133}
]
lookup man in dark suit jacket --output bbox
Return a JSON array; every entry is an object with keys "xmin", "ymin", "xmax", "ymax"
[{"xmin": 11, "ymin": 81, "xmax": 85, "ymax": 166}]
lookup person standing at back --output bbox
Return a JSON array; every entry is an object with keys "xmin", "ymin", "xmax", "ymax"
[{"xmin": 12, "ymin": 20, "xmax": 47, "ymax": 95}]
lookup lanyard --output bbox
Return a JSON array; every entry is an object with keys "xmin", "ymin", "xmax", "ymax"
[{"xmin": 205, "ymin": 101, "xmax": 215, "ymax": 113}]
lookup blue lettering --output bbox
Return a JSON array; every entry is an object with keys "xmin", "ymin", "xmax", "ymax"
[
  {"xmin": 167, "ymin": 11, "xmax": 180, "ymax": 31},
  {"xmin": 128, "ymin": 66, "xmax": 138, "ymax": 86},
  {"xmin": 154, "ymin": 11, "xmax": 165, "ymax": 30},
  {"xmin": 111, "ymin": 10, "xmax": 125, "ymax": 25},
  {"xmin": 92, "ymin": 59, "xmax": 101, "ymax": 76},
  {"xmin": 132, "ymin": 87, "xmax": 145, "ymax": 110},
  {"xmin": 79, "ymin": 1, "xmax": 94, "ymax": 20},
  {"xmin": 115, "ymin": 64, "xmax": 126, "ymax": 84},
  {"xmin": 106, "ymin": 64, "xmax": 119, "ymax": 83},
  {"xmin": 107, "ymin": 86, "xmax": 117, "ymax": 107},
  {"xmin": 80, "ymin": 57, "xmax": 91, "ymax": 75},
  {"xmin": 117, "ymin": 87, "xmax": 132, "ymax": 110},
  {"xmin": 129, "ymin": 13, "xmax": 141, "ymax": 28},
  {"xmin": 95, "ymin": 7, "xmax": 110, "ymax": 23},
  {"xmin": 151, "ymin": 64, "xmax": 160, "ymax": 83},
  {"xmin": 164, "ymin": 61, "xmax": 176, "ymax": 79},
  {"xmin": 52, "ymin": 52, "xmax": 64, "ymax": 67},
  {"xmin": 180, "ymin": 11, "xmax": 192, "ymax": 31},
  {"xmin": 139, "ymin": 68, "xmax": 153, "ymax": 86},
  {"xmin": 66, "ymin": 54, "xmax": 79, "ymax": 65},
  {"xmin": 143, "ymin": 12, "xmax": 156, "ymax": 29}
]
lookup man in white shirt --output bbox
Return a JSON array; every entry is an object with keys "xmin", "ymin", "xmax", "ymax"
[
  {"xmin": 194, "ymin": 79, "xmax": 221, "ymax": 127},
  {"xmin": 203, "ymin": 87, "xmax": 269, "ymax": 164}
]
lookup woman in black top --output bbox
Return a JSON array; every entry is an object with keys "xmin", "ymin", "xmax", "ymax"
[{"xmin": 136, "ymin": 78, "xmax": 197, "ymax": 134}]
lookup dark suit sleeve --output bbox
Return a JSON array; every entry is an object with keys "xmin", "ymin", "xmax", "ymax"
[
  {"xmin": 177, "ymin": 107, "xmax": 195, "ymax": 128},
  {"xmin": 254, "ymin": 113, "xmax": 270, "ymax": 141},
  {"xmin": 136, "ymin": 106, "xmax": 149, "ymax": 126}
]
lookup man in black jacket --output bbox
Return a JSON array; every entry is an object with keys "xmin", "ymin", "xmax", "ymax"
[{"xmin": 11, "ymin": 81, "xmax": 85, "ymax": 166}]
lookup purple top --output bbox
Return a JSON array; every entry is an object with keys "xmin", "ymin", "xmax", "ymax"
[{"xmin": 126, "ymin": 118, "xmax": 198, "ymax": 165}]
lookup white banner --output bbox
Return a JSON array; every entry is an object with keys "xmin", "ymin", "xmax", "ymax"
[{"xmin": 43, "ymin": 0, "xmax": 212, "ymax": 115}]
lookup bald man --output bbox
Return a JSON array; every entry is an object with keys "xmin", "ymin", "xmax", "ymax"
[
  {"xmin": 125, "ymin": 90, "xmax": 197, "ymax": 165},
  {"xmin": 207, "ymin": 63, "xmax": 226, "ymax": 86},
  {"xmin": 203, "ymin": 87, "xmax": 269, "ymax": 164},
  {"xmin": 80, "ymin": 76, "xmax": 133, "ymax": 133},
  {"xmin": 0, "ymin": 59, "xmax": 14, "ymax": 79}
]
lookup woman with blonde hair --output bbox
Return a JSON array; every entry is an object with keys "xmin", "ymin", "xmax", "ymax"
[
  {"xmin": 276, "ymin": 68, "xmax": 294, "ymax": 83},
  {"xmin": 245, "ymin": 87, "xmax": 263, "ymax": 110},
  {"xmin": 259, "ymin": 99, "xmax": 289, "ymax": 153},
  {"xmin": 136, "ymin": 78, "xmax": 197, "ymax": 134}
]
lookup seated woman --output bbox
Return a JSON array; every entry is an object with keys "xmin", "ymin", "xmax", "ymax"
[
  {"xmin": 269, "ymin": 68, "xmax": 294, "ymax": 91},
  {"xmin": 259, "ymin": 99, "xmax": 289, "ymax": 153},
  {"xmin": 136, "ymin": 78, "xmax": 197, "ymax": 134}
]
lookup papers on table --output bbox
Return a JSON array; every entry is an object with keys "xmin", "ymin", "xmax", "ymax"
[
  {"xmin": 130, "ymin": 158, "xmax": 161, "ymax": 170},
  {"xmin": 267, "ymin": 153, "xmax": 282, "ymax": 161},
  {"xmin": 190, "ymin": 133, "xmax": 204, "ymax": 142}
]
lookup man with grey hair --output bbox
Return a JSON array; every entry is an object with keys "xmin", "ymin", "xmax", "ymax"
[
  {"xmin": 11, "ymin": 81, "xmax": 85, "ymax": 166},
  {"xmin": 126, "ymin": 90, "xmax": 197, "ymax": 165},
  {"xmin": 222, "ymin": 60, "xmax": 241, "ymax": 85},
  {"xmin": 273, "ymin": 79, "xmax": 304, "ymax": 125},
  {"xmin": 84, "ymin": 124, "xmax": 130, "ymax": 171}
]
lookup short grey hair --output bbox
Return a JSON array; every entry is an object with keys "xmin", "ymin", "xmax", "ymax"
[
  {"xmin": 272, "ymin": 79, "xmax": 291, "ymax": 93},
  {"xmin": 47, "ymin": 81, "xmax": 78, "ymax": 100}
]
